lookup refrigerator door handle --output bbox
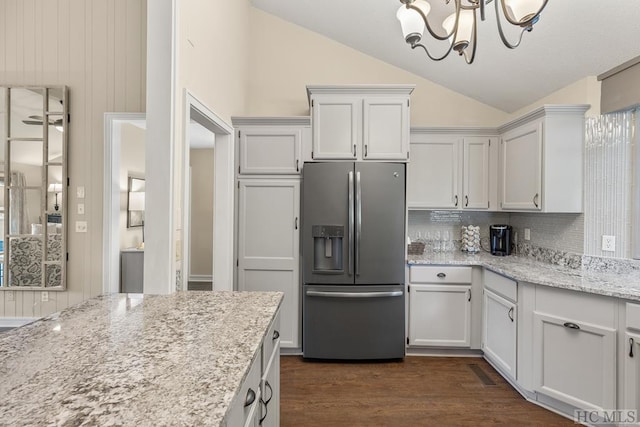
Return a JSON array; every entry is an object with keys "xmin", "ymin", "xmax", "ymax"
[
  {"xmin": 306, "ymin": 290, "xmax": 403, "ymax": 298},
  {"xmin": 356, "ymin": 171, "xmax": 362, "ymax": 276},
  {"xmin": 348, "ymin": 171, "xmax": 354, "ymax": 276}
]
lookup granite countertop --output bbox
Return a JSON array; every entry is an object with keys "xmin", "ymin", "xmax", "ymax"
[
  {"xmin": 408, "ymin": 251, "xmax": 640, "ymax": 302},
  {"xmin": 0, "ymin": 291, "xmax": 283, "ymax": 426}
]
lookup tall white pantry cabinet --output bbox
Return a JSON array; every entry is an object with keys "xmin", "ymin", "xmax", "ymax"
[{"xmin": 233, "ymin": 117, "xmax": 309, "ymax": 350}]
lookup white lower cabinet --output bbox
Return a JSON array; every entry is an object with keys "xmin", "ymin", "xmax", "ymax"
[
  {"xmin": 483, "ymin": 289, "xmax": 517, "ymax": 380},
  {"xmin": 532, "ymin": 287, "xmax": 617, "ymax": 412},
  {"xmin": 623, "ymin": 302, "xmax": 640, "ymax": 418},
  {"xmin": 408, "ymin": 266, "xmax": 472, "ymax": 347},
  {"xmin": 227, "ymin": 310, "xmax": 281, "ymax": 427}
]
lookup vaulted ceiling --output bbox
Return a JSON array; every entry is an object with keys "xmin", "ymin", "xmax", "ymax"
[{"xmin": 251, "ymin": 0, "xmax": 640, "ymax": 113}]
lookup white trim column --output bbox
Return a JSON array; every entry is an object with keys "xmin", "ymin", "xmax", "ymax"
[{"xmin": 145, "ymin": 0, "xmax": 176, "ymax": 294}]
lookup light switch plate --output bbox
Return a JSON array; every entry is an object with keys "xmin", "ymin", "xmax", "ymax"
[
  {"xmin": 41, "ymin": 291, "xmax": 49, "ymax": 302},
  {"xmin": 75, "ymin": 221, "xmax": 88, "ymax": 233},
  {"xmin": 77, "ymin": 186, "xmax": 85, "ymax": 199},
  {"xmin": 602, "ymin": 235, "xmax": 616, "ymax": 252},
  {"xmin": 77, "ymin": 203, "xmax": 85, "ymax": 214},
  {"xmin": 524, "ymin": 228, "xmax": 531, "ymax": 241},
  {"xmin": 6, "ymin": 291, "xmax": 14, "ymax": 302}
]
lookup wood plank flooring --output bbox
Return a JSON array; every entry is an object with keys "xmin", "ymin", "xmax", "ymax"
[{"xmin": 280, "ymin": 356, "xmax": 575, "ymax": 426}]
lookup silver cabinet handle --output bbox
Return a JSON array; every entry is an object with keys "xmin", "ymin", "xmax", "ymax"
[
  {"xmin": 245, "ymin": 388, "xmax": 256, "ymax": 407},
  {"xmin": 465, "ymin": 195, "xmax": 469, "ymax": 207},
  {"xmin": 454, "ymin": 195, "xmax": 459, "ymax": 207},
  {"xmin": 306, "ymin": 290, "xmax": 403, "ymax": 298},
  {"xmin": 508, "ymin": 307, "xmax": 514, "ymax": 322},
  {"xmin": 563, "ymin": 322, "xmax": 580, "ymax": 330},
  {"xmin": 533, "ymin": 193, "xmax": 539, "ymax": 208},
  {"xmin": 437, "ymin": 272, "xmax": 446, "ymax": 278},
  {"xmin": 348, "ymin": 171, "xmax": 354, "ymax": 276},
  {"xmin": 356, "ymin": 171, "xmax": 362, "ymax": 276}
]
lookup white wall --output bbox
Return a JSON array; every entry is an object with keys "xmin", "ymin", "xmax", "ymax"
[
  {"xmin": 119, "ymin": 123, "xmax": 145, "ymax": 250},
  {"xmin": 0, "ymin": 0, "xmax": 146, "ymax": 317}
]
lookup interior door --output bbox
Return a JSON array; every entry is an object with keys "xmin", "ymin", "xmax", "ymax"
[{"xmin": 355, "ymin": 162, "xmax": 405, "ymax": 285}]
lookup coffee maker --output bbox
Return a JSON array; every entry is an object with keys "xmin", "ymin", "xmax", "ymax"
[{"xmin": 490, "ymin": 225, "xmax": 512, "ymax": 256}]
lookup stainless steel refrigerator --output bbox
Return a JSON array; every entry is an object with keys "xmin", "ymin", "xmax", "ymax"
[{"xmin": 302, "ymin": 162, "xmax": 406, "ymax": 360}]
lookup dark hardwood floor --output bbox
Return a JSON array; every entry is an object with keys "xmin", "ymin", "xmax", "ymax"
[{"xmin": 280, "ymin": 356, "xmax": 574, "ymax": 426}]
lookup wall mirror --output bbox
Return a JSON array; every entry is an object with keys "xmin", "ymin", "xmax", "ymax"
[
  {"xmin": 0, "ymin": 86, "xmax": 68, "ymax": 289},
  {"xmin": 127, "ymin": 176, "xmax": 145, "ymax": 228}
]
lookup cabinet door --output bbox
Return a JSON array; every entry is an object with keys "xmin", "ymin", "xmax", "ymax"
[
  {"xmin": 462, "ymin": 137, "xmax": 490, "ymax": 210},
  {"xmin": 237, "ymin": 180, "xmax": 300, "ymax": 349},
  {"xmin": 239, "ymin": 127, "xmax": 301, "ymax": 174},
  {"xmin": 482, "ymin": 289, "xmax": 516, "ymax": 380},
  {"xmin": 260, "ymin": 344, "xmax": 280, "ymax": 427},
  {"xmin": 533, "ymin": 311, "xmax": 616, "ymax": 411},
  {"xmin": 624, "ymin": 331, "xmax": 640, "ymax": 415},
  {"xmin": 311, "ymin": 95, "xmax": 359, "ymax": 159},
  {"xmin": 362, "ymin": 97, "xmax": 409, "ymax": 160},
  {"xmin": 407, "ymin": 138, "xmax": 460, "ymax": 209},
  {"xmin": 409, "ymin": 284, "xmax": 471, "ymax": 347},
  {"xmin": 500, "ymin": 121, "xmax": 542, "ymax": 210}
]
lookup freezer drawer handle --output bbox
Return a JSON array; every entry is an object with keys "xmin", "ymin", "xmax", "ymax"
[
  {"xmin": 436, "ymin": 273, "xmax": 446, "ymax": 278},
  {"xmin": 306, "ymin": 290, "xmax": 403, "ymax": 298},
  {"xmin": 563, "ymin": 322, "xmax": 580, "ymax": 330}
]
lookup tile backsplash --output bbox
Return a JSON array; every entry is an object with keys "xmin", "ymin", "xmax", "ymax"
[{"xmin": 408, "ymin": 211, "xmax": 509, "ymax": 247}]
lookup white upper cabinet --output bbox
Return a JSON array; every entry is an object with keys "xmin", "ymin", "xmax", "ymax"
[
  {"xmin": 498, "ymin": 105, "xmax": 589, "ymax": 212},
  {"xmin": 232, "ymin": 117, "xmax": 310, "ymax": 176},
  {"xmin": 307, "ymin": 85, "xmax": 414, "ymax": 161},
  {"xmin": 408, "ymin": 131, "xmax": 494, "ymax": 210},
  {"xmin": 407, "ymin": 136, "xmax": 460, "ymax": 209}
]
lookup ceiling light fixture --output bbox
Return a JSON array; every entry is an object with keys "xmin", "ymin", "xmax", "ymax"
[{"xmin": 396, "ymin": 0, "xmax": 548, "ymax": 64}]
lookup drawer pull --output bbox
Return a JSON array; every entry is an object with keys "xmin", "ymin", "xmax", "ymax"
[
  {"xmin": 533, "ymin": 193, "xmax": 539, "ymax": 208},
  {"xmin": 631, "ymin": 338, "xmax": 635, "ymax": 358},
  {"xmin": 259, "ymin": 398, "xmax": 268, "ymax": 424},
  {"xmin": 437, "ymin": 273, "xmax": 446, "ymax": 278},
  {"xmin": 467, "ymin": 289, "xmax": 471, "ymax": 302},
  {"xmin": 273, "ymin": 330, "xmax": 280, "ymax": 341},
  {"xmin": 245, "ymin": 388, "xmax": 256, "ymax": 407},
  {"xmin": 563, "ymin": 322, "xmax": 580, "ymax": 330},
  {"xmin": 465, "ymin": 195, "xmax": 469, "ymax": 207},
  {"xmin": 454, "ymin": 195, "xmax": 459, "ymax": 207},
  {"xmin": 508, "ymin": 307, "xmax": 514, "ymax": 322},
  {"xmin": 264, "ymin": 380, "xmax": 273, "ymax": 405}
]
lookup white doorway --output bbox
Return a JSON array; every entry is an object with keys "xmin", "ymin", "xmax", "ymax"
[{"xmin": 103, "ymin": 98, "xmax": 235, "ymax": 294}]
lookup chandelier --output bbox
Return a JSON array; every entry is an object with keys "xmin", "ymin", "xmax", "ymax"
[{"xmin": 396, "ymin": 0, "xmax": 548, "ymax": 64}]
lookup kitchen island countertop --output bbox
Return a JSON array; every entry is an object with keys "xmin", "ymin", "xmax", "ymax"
[
  {"xmin": 409, "ymin": 251, "xmax": 640, "ymax": 302},
  {"xmin": 0, "ymin": 291, "xmax": 283, "ymax": 426}
]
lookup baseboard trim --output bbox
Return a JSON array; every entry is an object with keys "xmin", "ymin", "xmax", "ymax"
[
  {"xmin": 189, "ymin": 275, "xmax": 213, "ymax": 282},
  {"xmin": 406, "ymin": 347, "xmax": 483, "ymax": 357},
  {"xmin": 0, "ymin": 317, "xmax": 40, "ymax": 328}
]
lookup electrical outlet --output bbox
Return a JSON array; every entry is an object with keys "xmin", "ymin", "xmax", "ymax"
[
  {"xmin": 524, "ymin": 228, "xmax": 531, "ymax": 241},
  {"xmin": 41, "ymin": 291, "xmax": 49, "ymax": 302},
  {"xmin": 6, "ymin": 291, "xmax": 15, "ymax": 302},
  {"xmin": 77, "ymin": 203, "xmax": 85, "ymax": 214},
  {"xmin": 75, "ymin": 221, "xmax": 88, "ymax": 233},
  {"xmin": 77, "ymin": 186, "xmax": 85, "ymax": 199},
  {"xmin": 602, "ymin": 235, "xmax": 616, "ymax": 252}
]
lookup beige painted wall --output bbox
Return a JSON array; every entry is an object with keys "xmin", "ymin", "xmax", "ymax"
[
  {"xmin": 246, "ymin": 8, "xmax": 510, "ymax": 127},
  {"xmin": 509, "ymin": 76, "xmax": 601, "ymax": 119},
  {"xmin": 0, "ymin": 0, "xmax": 146, "ymax": 317},
  {"xmin": 120, "ymin": 123, "xmax": 145, "ymax": 250},
  {"xmin": 189, "ymin": 148, "xmax": 214, "ymax": 278}
]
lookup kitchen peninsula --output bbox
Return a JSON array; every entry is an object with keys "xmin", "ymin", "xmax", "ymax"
[{"xmin": 0, "ymin": 291, "xmax": 282, "ymax": 426}]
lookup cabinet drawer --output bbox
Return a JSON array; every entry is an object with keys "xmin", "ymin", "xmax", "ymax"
[
  {"xmin": 627, "ymin": 302, "xmax": 640, "ymax": 330},
  {"xmin": 262, "ymin": 310, "xmax": 281, "ymax": 372},
  {"xmin": 410, "ymin": 266, "xmax": 472, "ymax": 284},
  {"xmin": 484, "ymin": 269, "xmax": 517, "ymax": 302},
  {"xmin": 535, "ymin": 285, "xmax": 616, "ymax": 328}
]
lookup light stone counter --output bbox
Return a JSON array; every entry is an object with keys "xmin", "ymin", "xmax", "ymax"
[
  {"xmin": 0, "ymin": 291, "xmax": 283, "ymax": 426},
  {"xmin": 408, "ymin": 251, "xmax": 640, "ymax": 302}
]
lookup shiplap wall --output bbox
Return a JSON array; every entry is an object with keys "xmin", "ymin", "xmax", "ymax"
[{"xmin": 0, "ymin": 0, "xmax": 146, "ymax": 317}]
